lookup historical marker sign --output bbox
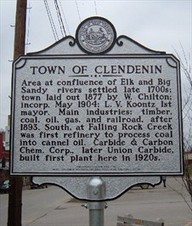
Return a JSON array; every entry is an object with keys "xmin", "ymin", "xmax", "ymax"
[{"xmin": 11, "ymin": 17, "xmax": 183, "ymax": 176}]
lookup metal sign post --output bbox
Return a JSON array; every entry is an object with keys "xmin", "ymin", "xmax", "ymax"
[{"xmin": 87, "ymin": 177, "xmax": 106, "ymax": 226}]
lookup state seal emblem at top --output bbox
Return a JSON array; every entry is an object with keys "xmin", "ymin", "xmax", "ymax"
[{"xmin": 76, "ymin": 17, "xmax": 116, "ymax": 54}]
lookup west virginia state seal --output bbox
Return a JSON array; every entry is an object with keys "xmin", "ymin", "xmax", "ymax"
[{"xmin": 76, "ymin": 17, "xmax": 116, "ymax": 54}]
